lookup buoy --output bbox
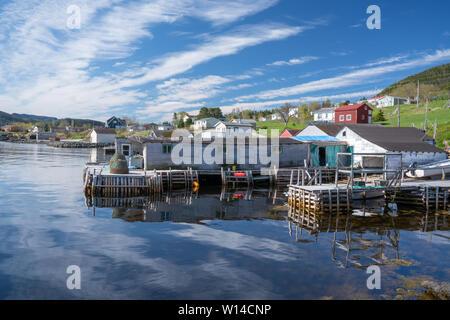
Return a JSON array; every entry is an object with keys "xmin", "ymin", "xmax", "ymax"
[{"xmin": 193, "ymin": 181, "xmax": 200, "ymax": 191}]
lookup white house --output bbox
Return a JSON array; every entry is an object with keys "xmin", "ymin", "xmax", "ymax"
[
  {"xmin": 271, "ymin": 113, "xmax": 282, "ymax": 121},
  {"xmin": 368, "ymin": 96, "xmax": 410, "ymax": 108},
  {"xmin": 201, "ymin": 121, "xmax": 256, "ymax": 139},
  {"xmin": 193, "ymin": 118, "xmax": 222, "ymax": 130},
  {"xmin": 230, "ymin": 119, "xmax": 257, "ymax": 129},
  {"xmin": 289, "ymin": 107, "xmax": 298, "ymax": 117},
  {"xmin": 259, "ymin": 116, "xmax": 267, "ymax": 121},
  {"xmin": 335, "ymin": 126, "xmax": 446, "ymax": 169},
  {"xmin": 311, "ymin": 107, "xmax": 336, "ymax": 122},
  {"xmin": 90, "ymin": 128, "xmax": 116, "ymax": 144}
]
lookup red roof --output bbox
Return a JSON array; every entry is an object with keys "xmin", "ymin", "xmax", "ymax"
[{"xmin": 335, "ymin": 103, "xmax": 371, "ymax": 112}]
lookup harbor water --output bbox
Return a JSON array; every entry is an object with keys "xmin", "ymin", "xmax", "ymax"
[{"xmin": 0, "ymin": 142, "xmax": 448, "ymax": 299}]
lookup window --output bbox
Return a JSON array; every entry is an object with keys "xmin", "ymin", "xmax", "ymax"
[
  {"xmin": 362, "ymin": 114, "xmax": 365, "ymax": 120},
  {"xmin": 162, "ymin": 144, "xmax": 173, "ymax": 154},
  {"xmin": 122, "ymin": 144, "xmax": 131, "ymax": 156},
  {"xmin": 342, "ymin": 131, "xmax": 346, "ymax": 137},
  {"xmin": 339, "ymin": 115, "xmax": 344, "ymax": 121},
  {"xmin": 346, "ymin": 114, "xmax": 352, "ymax": 121}
]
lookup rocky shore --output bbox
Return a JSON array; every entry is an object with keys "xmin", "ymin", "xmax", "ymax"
[{"xmin": 1, "ymin": 138, "xmax": 113, "ymax": 149}]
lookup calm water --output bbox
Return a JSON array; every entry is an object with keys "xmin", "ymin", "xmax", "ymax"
[{"xmin": 0, "ymin": 141, "xmax": 448, "ymax": 299}]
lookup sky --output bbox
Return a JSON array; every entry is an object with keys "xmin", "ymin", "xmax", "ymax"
[{"xmin": 0, "ymin": 0, "xmax": 449, "ymax": 123}]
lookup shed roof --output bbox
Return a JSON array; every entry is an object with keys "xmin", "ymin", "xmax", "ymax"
[
  {"xmin": 292, "ymin": 136, "xmax": 342, "ymax": 142},
  {"xmin": 305, "ymin": 122, "xmax": 383, "ymax": 137},
  {"xmin": 92, "ymin": 128, "xmax": 116, "ymax": 134},
  {"xmin": 281, "ymin": 128, "xmax": 301, "ymax": 136},
  {"xmin": 344, "ymin": 126, "xmax": 445, "ymax": 153}
]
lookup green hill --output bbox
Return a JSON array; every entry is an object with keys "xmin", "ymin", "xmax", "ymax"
[
  {"xmin": 379, "ymin": 63, "xmax": 450, "ymax": 97},
  {"xmin": 0, "ymin": 111, "xmax": 26, "ymax": 126},
  {"xmin": 0, "ymin": 110, "xmax": 104, "ymax": 127}
]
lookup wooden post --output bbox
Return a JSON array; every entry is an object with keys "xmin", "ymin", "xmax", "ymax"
[{"xmin": 435, "ymin": 187, "xmax": 439, "ymax": 210}]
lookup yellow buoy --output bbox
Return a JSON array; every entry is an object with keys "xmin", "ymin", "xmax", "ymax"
[{"xmin": 193, "ymin": 181, "xmax": 200, "ymax": 191}]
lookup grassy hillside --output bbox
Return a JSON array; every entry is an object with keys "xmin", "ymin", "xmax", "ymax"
[
  {"xmin": 373, "ymin": 99, "xmax": 450, "ymax": 148},
  {"xmin": 380, "ymin": 63, "xmax": 450, "ymax": 96},
  {"xmin": 257, "ymin": 99, "xmax": 450, "ymax": 147}
]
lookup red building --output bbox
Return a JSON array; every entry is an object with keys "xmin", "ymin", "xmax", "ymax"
[
  {"xmin": 334, "ymin": 103, "xmax": 372, "ymax": 124},
  {"xmin": 279, "ymin": 128, "xmax": 301, "ymax": 137}
]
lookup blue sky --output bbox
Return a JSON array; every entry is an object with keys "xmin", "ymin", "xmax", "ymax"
[{"xmin": 0, "ymin": 0, "xmax": 449, "ymax": 123}]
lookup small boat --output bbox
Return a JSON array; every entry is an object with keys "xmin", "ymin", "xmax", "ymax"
[{"xmin": 406, "ymin": 159, "xmax": 450, "ymax": 178}]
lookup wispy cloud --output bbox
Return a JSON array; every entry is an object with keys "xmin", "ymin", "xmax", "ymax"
[
  {"xmin": 234, "ymin": 49, "xmax": 450, "ymax": 102},
  {"xmin": 267, "ymin": 56, "xmax": 318, "ymax": 66},
  {"xmin": 120, "ymin": 24, "xmax": 304, "ymax": 87},
  {"xmin": 0, "ymin": 0, "xmax": 301, "ymax": 119}
]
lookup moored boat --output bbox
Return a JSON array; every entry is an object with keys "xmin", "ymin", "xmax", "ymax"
[{"xmin": 406, "ymin": 159, "xmax": 450, "ymax": 178}]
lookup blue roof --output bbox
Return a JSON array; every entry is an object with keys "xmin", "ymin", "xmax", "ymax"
[{"xmin": 291, "ymin": 136, "xmax": 342, "ymax": 142}]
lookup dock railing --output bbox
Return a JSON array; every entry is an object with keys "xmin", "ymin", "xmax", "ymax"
[{"xmin": 336, "ymin": 152, "xmax": 403, "ymax": 189}]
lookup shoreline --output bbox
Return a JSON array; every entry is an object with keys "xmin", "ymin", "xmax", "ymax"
[{"xmin": 0, "ymin": 139, "xmax": 113, "ymax": 149}]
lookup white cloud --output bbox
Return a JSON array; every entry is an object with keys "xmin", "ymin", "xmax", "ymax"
[
  {"xmin": 235, "ymin": 49, "xmax": 450, "ymax": 102},
  {"xmin": 119, "ymin": 24, "xmax": 304, "ymax": 87},
  {"xmin": 364, "ymin": 55, "xmax": 409, "ymax": 67},
  {"xmin": 0, "ymin": 0, "xmax": 302, "ymax": 119},
  {"xmin": 267, "ymin": 56, "xmax": 318, "ymax": 66},
  {"xmin": 190, "ymin": 0, "xmax": 279, "ymax": 26}
]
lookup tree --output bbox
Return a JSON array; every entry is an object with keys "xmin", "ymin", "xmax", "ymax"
[
  {"xmin": 177, "ymin": 119, "xmax": 185, "ymax": 128},
  {"xmin": 276, "ymin": 103, "xmax": 294, "ymax": 127},
  {"xmin": 299, "ymin": 105, "xmax": 312, "ymax": 121},
  {"xmin": 373, "ymin": 109, "xmax": 386, "ymax": 122},
  {"xmin": 308, "ymin": 102, "xmax": 322, "ymax": 111},
  {"xmin": 185, "ymin": 118, "xmax": 193, "ymax": 127},
  {"xmin": 321, "ymin": 99, "xmax": 331, "ymax": 108}
]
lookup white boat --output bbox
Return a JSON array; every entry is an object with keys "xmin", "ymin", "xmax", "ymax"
[{"xmin": 406, "ymin": 159, "xmax": 450, "ymax": 178}]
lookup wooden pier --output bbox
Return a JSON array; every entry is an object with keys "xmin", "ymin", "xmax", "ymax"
[
  {"xmin": 288, "ymin": 180, "xmax": 450, "ymax": 213},
  {"xmin": 83, "ymin": 165, "xmax": 199, "ymax": 197}
]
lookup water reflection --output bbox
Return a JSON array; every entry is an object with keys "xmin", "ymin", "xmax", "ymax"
[
  {"xmin": 86, "ymin": 187, "xmax": 288, "ymax": 223},
  {"xmin": 288, "ymin": 205, "xmax": 449, "ymax": 270}
]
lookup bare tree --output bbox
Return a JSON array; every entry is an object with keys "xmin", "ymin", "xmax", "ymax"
[{"xmin": 276, "ymin": 103, "xmax": 294, "ymax": 127}]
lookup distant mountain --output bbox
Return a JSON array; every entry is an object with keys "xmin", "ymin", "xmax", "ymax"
[
  {"xmin": 0, "ymin": 111, "xmax": 25, "ymax": 126},
  {"xmin": 379, "ymin": 63, "xmax": 450, "ymax": 96},
  {"xmin": 12, "ymin": 113, "xmax": 57, "ymax": 122},
  {"xmin": 0, "ymin": 111, "xmax": 104, "ymax": 127}
]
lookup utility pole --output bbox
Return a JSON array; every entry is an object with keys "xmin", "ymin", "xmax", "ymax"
[
  {"xmin": 416, "ymin": 80, "xmax": 420, "ymax": 108},
  {"xmin": 397, "ymin": 100, "xmax": 400, "ymax": 127},
  {"xmin": 433, "ymin": 119, "xmax": 437, "ymax": 140},
  {"xmin": 424, "ymin": 99, "xmax": 428, "ymax": 130}
]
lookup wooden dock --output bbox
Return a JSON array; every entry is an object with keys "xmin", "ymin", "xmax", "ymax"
[
  {"xmin": 83, "ymin": 165, "xmax": 199, "ymax": 197},
  {"xmin": 288, "ymin": 180, "xmax": 450, "ymax": 213}
]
